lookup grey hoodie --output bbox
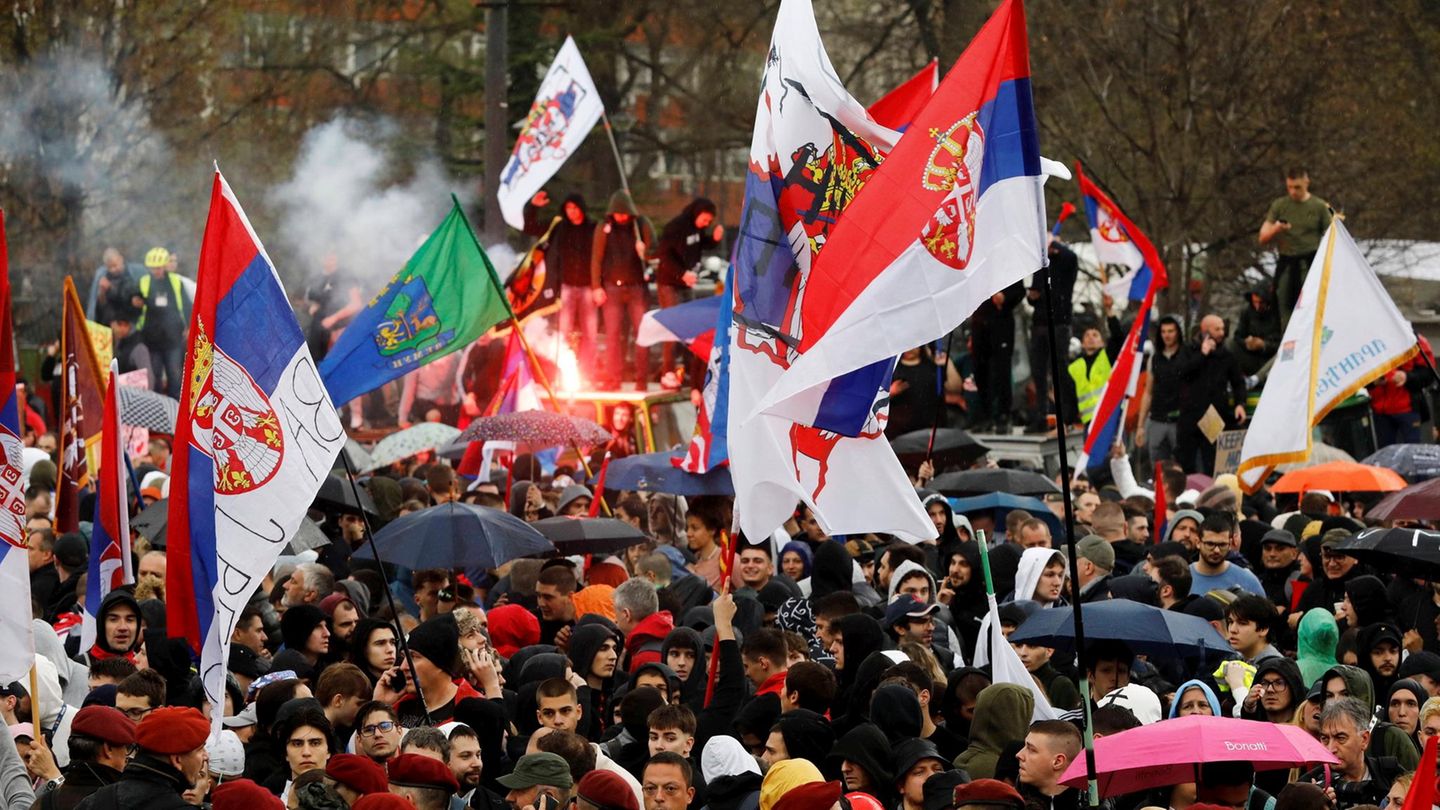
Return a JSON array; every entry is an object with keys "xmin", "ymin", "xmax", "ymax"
[{"xmin": 1163, "ymin": 509, "xmax": 1204, "ymax": 545}]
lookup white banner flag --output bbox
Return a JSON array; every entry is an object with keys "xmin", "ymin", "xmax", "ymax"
[
  {"xmin": 1238, "ymin": 220, "xmax": 1417, "ymax": 491},
  {"xmin": 497, "ymin": 36, "xmax": 604, "ymax": 230}
]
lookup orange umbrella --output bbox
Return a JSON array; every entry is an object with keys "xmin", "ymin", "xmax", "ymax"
[{"xmin": 1269, "ymin": 460, "xmax": 1408, "ymax": 494}]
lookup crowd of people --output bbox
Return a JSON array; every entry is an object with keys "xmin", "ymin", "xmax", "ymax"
[{"xmin": 1, "ymin": 167, "xmax": 1433, "ymax": 810}]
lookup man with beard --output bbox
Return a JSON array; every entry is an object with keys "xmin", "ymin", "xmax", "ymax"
[
  {"xmin": 447, "ymin": 724, "xmax": 491, "ymax": 807},
  {"xmin": 1256, "ymin": 528, "xmax": 1302, "ymax": 607},
  {"xmin": 1296, "ymin": 528, "xmax": 1371, "ymax": 618},
  {"xmin": 1189, "ymin": 511, "xmax": 1263, "ymax": 596},
  {"xmin": 1175, "ymin": 314, "xmax": 1248, "ymax": 474}
]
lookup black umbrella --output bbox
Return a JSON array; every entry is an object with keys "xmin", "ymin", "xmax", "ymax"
[
  {"xmin": 531, "ymin": 516, "xmax": 650, "ymax": 555},
  {"xmin": 1364, "ymin": 443, "xmax": 1440, "ymax": 482},
  {"xmin": 1009, "ymin": 599, "xmax": 1235, "ymax": 660},
  {"xmin": 132, "ymin": 498, "xmax": 168, "ymax": 546},
  {"xmin": 353, "ymin": 501, "xmax": 554, "ymax": 569},
  {"xmin": 930, "ymin": 467, "xmax": 1060, "ymax": 497},
  {"xmin": 1336, "ymin": 527, "xmax": 1440, "ymax": 580},
  {"xmin": 889, "ymin": 428, "xmax": 990, "ymax": 468},
  {"xmin": 313, "ymin": 473, "xmax": 378, "ymax": 517}
]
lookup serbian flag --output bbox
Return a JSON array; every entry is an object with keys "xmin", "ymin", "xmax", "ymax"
[
  {"xmin": 1072, "ymin": 162, "xmax": 1169, "ymax": 470},
  {"xmin": 753, "ymin": 0, "xmax": 1047, "ymax": 434},
  {"xmin": 485, "ymin": 331, "xmax": 544, "ymax": 415},
  {"xmin": 80, "ymin": 360, "xmax": 133, "ymax": 653},
  {"xmin": 58, "ymin": 277, "xmax": 107, "ymax": 533},
  {"xmin": 0, "ymin": 211, "xmax": 33, "ymax": 684},
  {"xmin": 167, "ymin": 170, "xmax": 345, "ymax": 735},
  {"xmin": 725, "ymin": 0, "xmax": 933, "ymax": 542},
  {"xmin": 1077, "ymin": 164, "xmax": 1152, "ymax": 302},
  {"xmin": 676, "ymin": 268, "xmax": 733, "ymax": 474},
  {"xmin": 637, "ymin": 295, "xmax": 721, "ymax": 361},
  {"xmin": 867, "ymin": 60, "xmax": 938, "ymax": 131}
]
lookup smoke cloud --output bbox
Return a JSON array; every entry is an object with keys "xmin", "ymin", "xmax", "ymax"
[{"xmin": 269, "ymin": 116, "xmax": 472, "ymax": 288}]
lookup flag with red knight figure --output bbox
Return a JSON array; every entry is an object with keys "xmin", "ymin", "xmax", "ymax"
[{"xmin": 725, "ymin": 0, "xmax": 934, "ymax": 542}]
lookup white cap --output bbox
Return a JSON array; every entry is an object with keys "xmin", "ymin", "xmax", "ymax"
[
  {"xmin": 207, "ymin": 729, "xmax": 246, "ymax": 777},
  {"xmin": 1310, "ymin": 489, "xmax": 1336, "ymax": 502},
  {"xmin": 221, "ymin": 703, "xmax": 257, "ymax": 729}
]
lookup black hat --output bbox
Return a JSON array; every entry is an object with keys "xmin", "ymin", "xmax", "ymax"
[
  {"xmin": 228, "ymin": 643, "xmax": 271, "ymax": 680},
  {"xmin": 53, "ymin": 532, "xmax": 88, "ymax": 570},
  {"xmin": 406, "ymin": 614, "xmax": 461, "ymax": 676},
  {"xmin": 1399, "ymin": 651, "xmax": 1440, "ymax": 681},
  {"xmin": 280, "ymin": 604, "xmax": 327, "ymax": 651}
]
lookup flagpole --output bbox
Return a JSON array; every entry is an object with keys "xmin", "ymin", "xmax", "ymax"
[
  {"xmin": 601, "ymin": 112, "xmax": 631, "ymax": 198},
  {"xmin": 27, "ymin": 663, "xmax": 39, "ymax": 732},
  {"xmin": 1039, "ymin": 263, "xmax": 1099, "ymax": 807},
  {"xmin": 452, "ymin": 195, "xmax": 612, "ymax": 515},
  {"xmin": 336, "ymin": 450, "xmax": 431, "ymax": 726},
  {"xmin": 924, "ymin": 332, "xmax": 955, "ymax": 469}
]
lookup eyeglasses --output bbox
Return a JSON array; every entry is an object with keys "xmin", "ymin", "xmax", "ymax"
[
  {"xmin": 360, "ymin": 721, "xmax": 396, "ymax": 736},
  {"xmin": 1199, "ymin": 542, "xmax": 1229, "ymax": 551},
  {"xmin": 120, "ymin": 707, "xmax": 152, "ymax": 721},
  {"xmin": 642, "ymin": 784, "xmax": 686, "ymax": 798},
  {"xmin": 1258, "ymin": 679, "xmax": 1289, "ymax": 692}
]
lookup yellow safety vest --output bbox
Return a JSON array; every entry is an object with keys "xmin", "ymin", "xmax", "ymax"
[
  {"xmin": 1068, "ymin": 351, "xmax": 1112, "ymax": 424},
  {"xmin": 137, "ymin": 273, "xmax": 186, "ymax": 330}
]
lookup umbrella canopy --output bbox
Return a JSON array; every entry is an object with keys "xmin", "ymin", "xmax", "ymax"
[
  {"xmin": 595, "ymin": 451, "xmax": 734, "ymax": 496},
  {"xmin": 313, "ymin": 473, "xmax": 379, "ymax": 517},
  {"xmin": 287, "ymin": 517, "xmax": 331, "ymax": 554},
  {"xmin": 354, "ymin": 501, "xmax": 554, "ymax": 569},
  {"xmin": 458, "ymin": 410, "xmax": 612, "ymax": 448},
  {"xmin": 1059, "ymin": 715, "xmax": 1337, "ymax": 797},
  {"xmin": 531, "ymin": 516, "xmax": 650, "ymax": 555},
  {"xmin": 1366, "ymin": 478, "xmax": 1440, "ymax": 523},
  {"xmin": 931, "ymin": 467, "xmax": 1059, "ymax": 497},
  {"xmin": 132, "ymin": 498, "xmax": 168, "ymax": 546},
  {"xmin": 1277, "ymin": 441, "xmax": 1355, "ymax": 472},
  {"xmin": 1335, "ymin": 526, "xmax": 1440, "ymax": 580},
  {"xmin": 947, "ymin": 492, "xmax": 1062, "ymax": 539},
  {"xmin": 117, "ymin": 385, "xmax": 179, "ymax": 433},
  {"xmin": 1270, "ymin": 461, "xmax": 1407, "ymax": 494},
  {"xmin": 1364, "ymin": 443, "xmax": 1440, "ymax": 482},
  {"xmin": 1185, "ymin": 473, "xmax": 1214, "ymax": 492},
  {"xmin": 335, "ymin": 438, "xmax": 376, "ymax": 474},
  {"xmin": 889, "ymin": 428, "xmax": 990, "ymax": 469},
  {"xmin": 1008, "ymin": 599, "xmax": 1236, "ymax": 660},
  {"xmin": 365, "ymin": 423, "xmax": 461, "ymax": 471}
]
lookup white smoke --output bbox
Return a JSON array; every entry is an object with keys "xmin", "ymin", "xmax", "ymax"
[{"xmin": 268, "ymin": 116, "xmax": 470, "ymax": 286}]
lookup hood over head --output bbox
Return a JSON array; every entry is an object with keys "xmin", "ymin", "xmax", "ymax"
[
  {"xmin": 1011, "ymin": 547, "xmax": 1066, "ymax": 603},
  {"xmin": 810, "ymin": 542, "xmax": 856, "ymax": 600},
  {"xmin": 869, "ymin": 684, "xmax": 923, "ymax": 744},
  {"xmin": 887, "ymin": 559, "xmax": 938, "ymax": 603},
  {"xmin": 1168, "ymin": 679, "xmax": 1222, "ymax": 718},
  {"xmin": 1297, "ymin": 608, "xmax": 1340, "ymax": 687}
]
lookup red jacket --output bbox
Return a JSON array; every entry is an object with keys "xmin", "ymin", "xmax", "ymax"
[
  {"xmin": 756, "ymin": 670, "xmax": 788, "ymax": 697},
  {"xmin": 625, "ymin": 610, "xmax": 675, "ymax": 673},
  {"xmin": 1368, "ymin": 336, "xmax": 1435, "ymax": 416}
]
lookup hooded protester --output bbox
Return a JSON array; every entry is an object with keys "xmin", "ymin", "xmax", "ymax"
[
  {"xmin": 660, "ymin": 627, "xmax": 708, "ymax": 710},
  {"xmin": 1357, "ymin": 623, "xmax": 1404, "ymax": 698},
  {"xmin": 523, "ymin": 191, "xmax": 599, "ymax": 372},
  {"xmin": 831, "ymin": 615, "xmax": 887, "ymax": 707},
  {"xmin": 809, "ymin": 542, "xmax": 857, "ymax": 601},
  {"xmin": 1297, "ymin": 608, "xmax": 1340, "ymax": 687},
  {"xmin": 654, "ymin": 197, "xmax": 722, "ymax": 380},
  {"xmin": 1162, "ymin": 509, "xmax": 1205, "ymax": 551},
  {"xmin": 771, "ymin": 709, "xmax": 836, "ymax": 767},
  {"xmin": 701, "ymin": 735, "xmax": 762, "ymax": 810},
  {"xmin": 1168, "ymin": 679, "xmax": 1222, "ymax": 717},
  {"xmin": 590, "ymin": 190, "xmax": 655, "ymax": 388},
  {"xmin": 569, "ymin": 623, "xmax": 623, "ymax": 739},
  {"xmin": 84, "ymin": 590, "xmax": 143, "ymax": 665},
  {"xmin": 1242, "ymin": 657, "xmax": 1305, "ymax": 724},
  {"xmin": 1320, "ymin": 665, "xmax": 1420, "ymax": 770},
  {"xmin": 1343, "ymin": 576, "xmax": 1394, "ymax": 631},
  {"xmin": 942, "ymin": 541, "xmax": 986, "ymax": 661},
  {"xmin": 1008, "ymin": 548, "xmax": 1068, "ymax": 606},
  {"xmin": 828, "ymin": 724, "xmax": 896, "ymax": 807},
  {"xmin": 953, "ymin": 683, "xmax": 1033, "ymax": 779},
  {"xmin": 1233, "ymin": 286, "xmax": 1281, "ymax": 377},
  {"xmin": 870, "ymin": 684, "xmax": 924, "ymax": 745},
  {"xmin": 1385, "ymin": 679, "xmax": 1426, "ymax": 742}
]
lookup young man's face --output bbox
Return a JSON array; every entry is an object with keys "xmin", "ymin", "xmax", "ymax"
[
  {"xmin": 537, "ymin": 694, "xmax": 581, "ymax": 732},
  {"xmin": 1286, "ymin": 174, "xmax": 1310, "ymax": 201},
  {"xmin": 450, "ymin": 734, "xmax": 483, "ymax": 790},
  {"xmin": 104, "ymin": 605, "xmax": 139, "ymax": 651},
  {"xmin": 1372, "ymin": 641, "xmax": 1401, "ymax": 677},
  {"xmin": 358, "ymin": 712, "xmax": 401, "ymax": 760},
  {"xmin": 1227, "ymin": 617, "xmax": 1265, "ymax": 656},
  {"xmin": 332, "ymin": 602, "xmax": 360, "ymax": 641},
  {"xmin": 902, "ymin": 758, "xmax": 946, "ymax": 805},
  {"xmin": 666, "ymin": 647, "xmax": 697, "ymax": 681},
  {"xmin": 1081, "ymin": 329, "xmax": 1104, "ymax": 352},
  {"xmin": 1169, "ymin": 518, "xmax": 1200, "ymax": 549},
  {"xmin": 1126, "ymin": 516, "xmax": 1149, "ymax": 544},
  {"xmin": 737, "ymin": 549, "xmax": 770, "ymax": 587},
  {"xmin": 1198, "ymin": 530, "xmax": 1232, "ymax": 566},
  {"xmin": 742, "ymin": 654, "xmax": 771, "ymax": 688},
  {"xmin": 897, "ymin": 573, "xmax": 931, "ymax": 604},
  {"xmin": 1159, "ymin": 322, "xmax": 1180, "ymax": 348},
  {"xmin": 1074, "ymin": 493, "xmax": 1100, "ymax": 523},
  {"xmin": 648, "ymin": 726, "xmax": 695, "ymax": 757},
  {"xmin": 1090, "ymin": 659, "xmax": 1130, "ymax": 697},
  {"xmin": 1017, "ymin": 732, "xmax": 1059, "ymax": 787},
  {"xmin": 1014, "ymin": 643, "xmax": 1051, "ymax": 673},
  {"xmin": 900, "ymin": 615, "xmax": 936, "ymax": 647},
  {"xmin": 1034, "ymin": 562, "xmax": 1065, "ymax": 603},
  {"xmin": 591, "ymin": 639, "xmax": 620, "ymax": 680},
  {"xmin": 761, "ymin": 730, "xmax": 788, "ymax": 767}
]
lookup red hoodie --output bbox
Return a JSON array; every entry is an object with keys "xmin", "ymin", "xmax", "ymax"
[
  {"xmin": 756, "ymin": 670, "xmax": 788, "ymax": 697},
  {"xmin": 625, "ymin": 610, "xmax": 675, "ymax": 673}
]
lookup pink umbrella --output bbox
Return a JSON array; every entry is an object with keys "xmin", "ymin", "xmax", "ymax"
[{"xmin": 1060, "ymin": 715, "xmax": 1338, "ymax": 797}]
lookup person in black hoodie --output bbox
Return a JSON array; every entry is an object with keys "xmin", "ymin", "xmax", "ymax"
[
  {"xmin": 1343, "ymin": 576, "xmax": 1395, "ymax": 632},
  {"xmin": 831, "ymin": 615, "xmax": 887, "ymax": 716},
  {"xmin": 1175, "ymin": 313, "xmax": 1248, "ymax": 474},
  {"xmin": 767, "ymin": 708, "xmax": 835, "ymax": 768},
  {"xmin": 661, "ymin": 627, "xmax": 708, "ymax": 711},
  {"xmin": 653, "ymin": 198, "xmax": 722, "ymax": 383},
  {"xmin": 524, "ymin": 190, "xmax": 598, "ymax": 372},
  {"xmin": 970, "ymin": 280, "xmax": 1026, "ymax": 432},
  {"xmin": 589, "ymin": 190, "xmax": 655, "ymax": 388},
  {"xmin": 568, "ymin": 623, "xmax": 622, "ymax": 741},
  {"xmin": 1027, "ymin": 238, "xmax": 1081, "ymax": 433},
  {"xmin": 828, "ymin": 723, "xmax": 897, "ymax": 806},
  {"xmin": 81, "ymin": 589, "xmax": 143, "ymax": 666},
  {"xmin": 1233, "ymin": 287, "xmax": 1282, "ymax": 378}
]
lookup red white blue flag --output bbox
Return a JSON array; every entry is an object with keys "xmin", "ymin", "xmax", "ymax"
[
  {"xmin": 867, "ymin": 60, "xmax": 939, "ymax": 132},
  {"xmin": 81, "ymin": 360, "xmax": 133, "ymax": 652},
  {"xmin": 676, "ymin": 269, "xmax": 733, "ymax": 474},
  {"xmin": 754, "ymin": 0, "xmax": 1048, "ymax": 435},
  {"xmin": 1078, "ymin": 164, "xmax": 1151, "ymax": 301},
  {"xmin": 1073, "ymin": 162, "xmax": 1169, "ymax": 470},
  {"xmin": 637, "ymin": 295, "xmax": 721, "ymax": 361},
  {"xmin": 167, "ymin": 170, "xmax": 345, "ymax": 734},
  {"xmin": 0, "ymin": 211, "xmax": 33, "ymax": 683},
  {"xmin": 725, "ymin": 0, "xmax": 933, "ymax": 542}
]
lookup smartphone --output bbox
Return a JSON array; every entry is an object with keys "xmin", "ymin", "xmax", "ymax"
[
  {"xmin": 387, "ymin": 669, "xmax": 408, "ymax": 691},
  {"xmin": 536, "ymin": 793, "xmax": 560, "ymax": 810}
]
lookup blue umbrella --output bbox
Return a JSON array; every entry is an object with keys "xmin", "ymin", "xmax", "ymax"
[
  {"xmin": 1008, "ymin": 598, "xmax": 1236, "ymax": 660},
  {"xmin": 353, "ymin": 501, "xmax": 554, "ymax": 569},
  {"xmin": 947, "ymin": 492, "xmax": 1061, "ymax": 538},
  {"xmin": 593, "ymin": 451, "xmax": 734, "ymax": 496}
]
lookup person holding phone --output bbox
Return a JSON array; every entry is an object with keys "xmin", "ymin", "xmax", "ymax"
[
  {"xmin": 496, "ymin": 752, "xmax": 574, "ymax": 810},
  {"xmin": 1259, "ymin": 168, "xmax": 1334, "ymax": 328}
]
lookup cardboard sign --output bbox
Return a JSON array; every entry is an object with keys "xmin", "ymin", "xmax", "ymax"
[{"xmin": 1214, "ymin": 429, "xmax": 1248, "ymax": 477}]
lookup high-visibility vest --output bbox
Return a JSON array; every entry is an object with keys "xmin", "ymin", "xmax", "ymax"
[
  {"xmin": 137, "ymin": 272, "xmax": 186, "ymax": 330},
  {"xmin": 1068, "ymin": 351, "xmax": 1112, "ymax": 424}
]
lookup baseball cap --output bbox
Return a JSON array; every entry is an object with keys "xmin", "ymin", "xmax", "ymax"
[
  {"xmin": 884, "ymin": 594, "xmax": 940, "ymax": 630},
  {"xmin": 207, "ymin": 729, "xmax": 246, "ymax": 777},
  {"xmin": 222, "ymin": 703, "xmax": 258, "ymax": 729},
  {"xmin": 496, "ymin": 753, "xmax": 574, "ymax": 790},
  {"xmin": 1068, "ymin": 535, "xmax": 1116, "ymax": 572}
]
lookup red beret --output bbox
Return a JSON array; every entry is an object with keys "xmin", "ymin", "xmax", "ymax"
[
  {"xmin": 845, "ymin": 794, "xmax": 886, "ymax": 810},
  {"xmin": 353, "ymin": 796, "xmax": 418, "ymax": 810},
  {"xmin": 327, "ymin": 753, "xmax": 390, "ymax": 796},
  {"xmin": 953, "ymin": 778, "xmax": 1025, "ymax": 809},
  {"xmin": 212, "ymin": 778, "xmax": 284, "ymax": 809},
  {"xmin": 387, "ymin": 753, "xmax": 460, "ymax": 794},
  {"xmin": 70, "ymin": 706, "xmax": 136, "ymax": 746},
  {"xmin": 577, "ymin": 770, "xmax": 640, "ymax": 810},
  {"xmin": 136, "ymin": 706, "xmax": 210, "ymax": 755},
  {"xmin": 772, "ymin": 780, "xmax": 842, "ymax": 810}
]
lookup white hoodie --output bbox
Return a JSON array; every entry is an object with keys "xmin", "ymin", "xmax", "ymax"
[{"xmin": 1011, "ymin": 547, "xmax": 1067, "ymax": 604}]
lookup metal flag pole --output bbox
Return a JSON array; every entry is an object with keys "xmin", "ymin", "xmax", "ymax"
[
  {"xmin": 1040, "ymin": 263, "xmax": 1100, "ymax": 807},
  {"xmin": 336, "ymin": 450, "xmax": 431, "ymax": 726},
  {"xmin": 924, "ymin": 332, "xmax": 956, "ymax": 469},
  {"xmin": 601, "ymin": 112, "xmax": 631, "ymax": 198}
]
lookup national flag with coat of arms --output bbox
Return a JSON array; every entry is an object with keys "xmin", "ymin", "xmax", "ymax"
[
  {"xmin": 0, "ymin": 211, "xmax": 33, "ymax": 684},
  {"xmin": 724, "ymin": 0, "xmax": 934, "ymax": 542},
  {"xmin": 1073, "ymin": 162, "xmax": 1169, "ymax": 470},
  {"xmin": 752, "ymin": 0, "xmax": 1047, "ymax": 424},
  {"xmin": 81, "ymin": 360, "xmax": 133, "ymax": 654},
  {"xmin": 167, "ymin": 170, "xmax": 346, "ymax": 735},
  {"xmin": 676, "ymin": 268, "xmax": 734, "ymax": 474},
  {"xmin": 1238, "ymin": 219, "xmax": 1417, "ymax": 492}
]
